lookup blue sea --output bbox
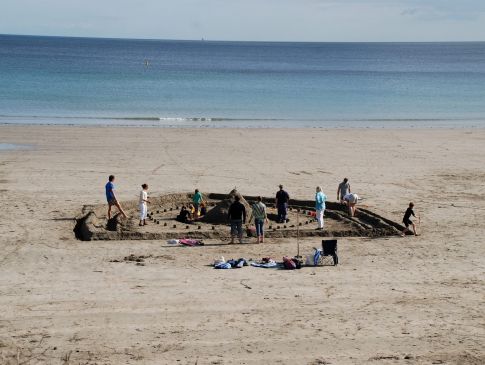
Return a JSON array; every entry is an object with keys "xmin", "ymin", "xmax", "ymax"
[{"xmin": 1, "ymin": 34, "xmax": 485, "ymax": 128}]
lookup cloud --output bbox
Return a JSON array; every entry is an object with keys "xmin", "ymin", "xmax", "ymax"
[{"xmin": 400, "ymin": 8, "xmax": 419, "ymax": 16}]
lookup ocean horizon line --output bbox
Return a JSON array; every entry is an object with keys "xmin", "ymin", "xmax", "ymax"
[{"xmin": 1, "ymin": 33, "xmax": 484, "ymax": 45}]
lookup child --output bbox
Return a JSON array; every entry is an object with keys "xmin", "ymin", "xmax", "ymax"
[
  {"xmin": 401, "ymin": 202, "xmax": 419, "ymax": 236},
  {"xmin": 199, "ymin": 202, "xmax": 207, "ymax": 216},
  {"xmin": 139, "ymin": 184, "xmax": 149, "ymax": 226}
]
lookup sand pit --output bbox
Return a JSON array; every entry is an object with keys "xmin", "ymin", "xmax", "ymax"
[{"xmin": 76, "ymin": 190, "xmax": 405, "ymax": 241}]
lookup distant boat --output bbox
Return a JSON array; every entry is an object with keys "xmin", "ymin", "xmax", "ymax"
[{"xmin": 144, "ymin": 59, "xmax": 150, "ymax": 67}]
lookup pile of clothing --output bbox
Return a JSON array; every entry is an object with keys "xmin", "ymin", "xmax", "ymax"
[
  {"xmin": 250, "ymin": 257, "xmax": 278, "ymax": 268},
  {"xmin": 213, "ymin": 256, "xmax": 248, "ymax": 269}
]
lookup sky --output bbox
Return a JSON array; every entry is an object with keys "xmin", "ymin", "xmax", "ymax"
[{"xmin": 1, "ymin": 0, "xmax": 485, "ymax": 42}]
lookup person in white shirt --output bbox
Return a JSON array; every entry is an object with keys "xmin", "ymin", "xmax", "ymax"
[
  {"xmin": 343, "ymin": 193, "xmax": 359, "ymax": 217},
  {"xmin": 139, "ymin": 183, "xmax": 150, "ymax": 226}
]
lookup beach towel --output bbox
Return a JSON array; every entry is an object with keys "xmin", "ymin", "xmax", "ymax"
[{"xmin": 179, "ymin": 238, "xmax": 204, "ymax": 246}]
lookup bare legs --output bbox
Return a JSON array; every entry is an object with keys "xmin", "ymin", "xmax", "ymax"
[
  {"xmin": 347, "ymin": 202, "xmax": 356, "ymax": 217},
  {"xmin": 401, "ymin": 223, "xmax": 418, "ymax": 237},
  {"xmin": 108, "ymin": 200, "xmax": 127, "ymax": 219}
]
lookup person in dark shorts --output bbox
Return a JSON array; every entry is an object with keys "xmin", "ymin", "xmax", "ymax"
[
  {"xmin": 401, "ymin": 202, "xmax": 419, "ymax": 236},
  {"xmin": 228, "ymin": 195, "xmax": 247, "ymax": 244},
  {"xmin": 275, "ymin": 184, "xmax": 290, "ymax": 223},
  {"xmin": 105, "ymin": 175, "xmax": 127, "ymax": 219}
]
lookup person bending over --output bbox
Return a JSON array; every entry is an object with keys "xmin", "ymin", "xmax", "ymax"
[{"xmin": 343, "ymin": 192, "xmax": 359, "ymax": 217}]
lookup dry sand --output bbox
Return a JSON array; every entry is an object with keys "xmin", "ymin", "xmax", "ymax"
[{"xmin": 0, "ymin": 125, "xmax": 484, "ymax": 364}]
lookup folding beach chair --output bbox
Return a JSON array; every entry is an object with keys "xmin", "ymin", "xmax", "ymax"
[{"xmin": 318, "ymin": 239, "xmax": 338, "ymax": 266}]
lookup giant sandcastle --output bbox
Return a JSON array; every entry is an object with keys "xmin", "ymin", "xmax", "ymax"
[{"xmin": 75, "ymin": 189, "xmax": 405, "ymax": 241}]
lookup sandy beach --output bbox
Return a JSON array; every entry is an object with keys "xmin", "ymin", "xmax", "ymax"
[{"xmin": 0, "ymin": 125, "xmax": 484, "ymax": 364}]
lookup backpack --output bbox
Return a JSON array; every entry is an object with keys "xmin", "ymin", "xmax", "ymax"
[{"xmin": 283, "ymin": 256, "xmax": 297, "ymax": 270}]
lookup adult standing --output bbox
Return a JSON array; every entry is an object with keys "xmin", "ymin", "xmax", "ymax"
[
  {"xmin": 139, "ymin": 183, "xmax": 149, "ymax": 226},
  {"xmin": 275, "ymin": 184, "xmax": 290, "ymax": 223},
  {"xmin": 105, "ymin": 175, "xmax": 127, "ymax": 219},
  {"xmin": 252, "ymin": 196, "xmax": 268, "ymax": 243},
  {"xmin": 337, "ymin": 178, "xmax": 351, "ymax": 203},
  {"xmin": 343, "ymin": 192, "xmax": 359, "ymax": 217},
  {"xmin": 228, "ymin": 195, "xmax": 247, "ymax": 244},
  {"xmin": 315, "ymin": 186, "xmax": 327, "ymax": 230},
  {"xmin": 192, "ymin": 189, "xmax": 203, "ymax": 220}
]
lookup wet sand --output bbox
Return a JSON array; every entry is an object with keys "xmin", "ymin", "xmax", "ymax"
[{"xmin": 0, "ymin": 125, "xmax": 484, "ymax": 364}]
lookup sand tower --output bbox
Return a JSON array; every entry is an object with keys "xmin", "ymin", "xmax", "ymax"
[{"xmin": 201, "ymin": 188, "xmax": 252, "ymax": 224}]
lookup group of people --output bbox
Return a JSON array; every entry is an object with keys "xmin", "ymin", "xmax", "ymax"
[
  {"xmin": 176, "ymin": 189, "xmax": 207, "ymax": 223},
  {"xmin": 227, "ymin": 185, "xmax": 289, "ymax": 244},
  {"xmin": 105, "ymin": 175, "xmax": 419, "ymax": 241}
]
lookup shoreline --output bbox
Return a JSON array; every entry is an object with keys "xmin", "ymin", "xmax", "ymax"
[{"xmin": 2, "ymin": 123, "xmax": 485, "ymax": 131}]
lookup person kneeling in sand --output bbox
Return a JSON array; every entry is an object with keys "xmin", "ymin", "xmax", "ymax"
[
  {"xmin": 139, "ymin": 183, "xmax": 150, "ymax": 226},
  {"xmin": 105, "ymin": 175, "xmax": 127, "ymax": 219},
  {"xmin": 176, "ymin": 206, "xmax": 191, "ymax": 224},
  {"xmin": 343, "ymin": 192, "xmax": 359, "ymax": 217},
  {"xmin": 401, "ymin": 202, "xmax": 419, "ymax": 236},
  {"xmin": 228, "ymin": 195, "xmax": 246, "ymax": 244}
]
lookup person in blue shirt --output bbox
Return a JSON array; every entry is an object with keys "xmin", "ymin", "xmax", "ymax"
[
  {"xmin": 105, "ymin": 175, "xmax": 127, "ymax": 219},
  {"xmin": 315, "ymin": 186, "xmax": 327, "ymax": 230}
]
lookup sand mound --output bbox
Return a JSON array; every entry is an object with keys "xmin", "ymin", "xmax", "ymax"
[{"xmin": 201, "ymin": 188, "xmax": 252, "ymax": 224}]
